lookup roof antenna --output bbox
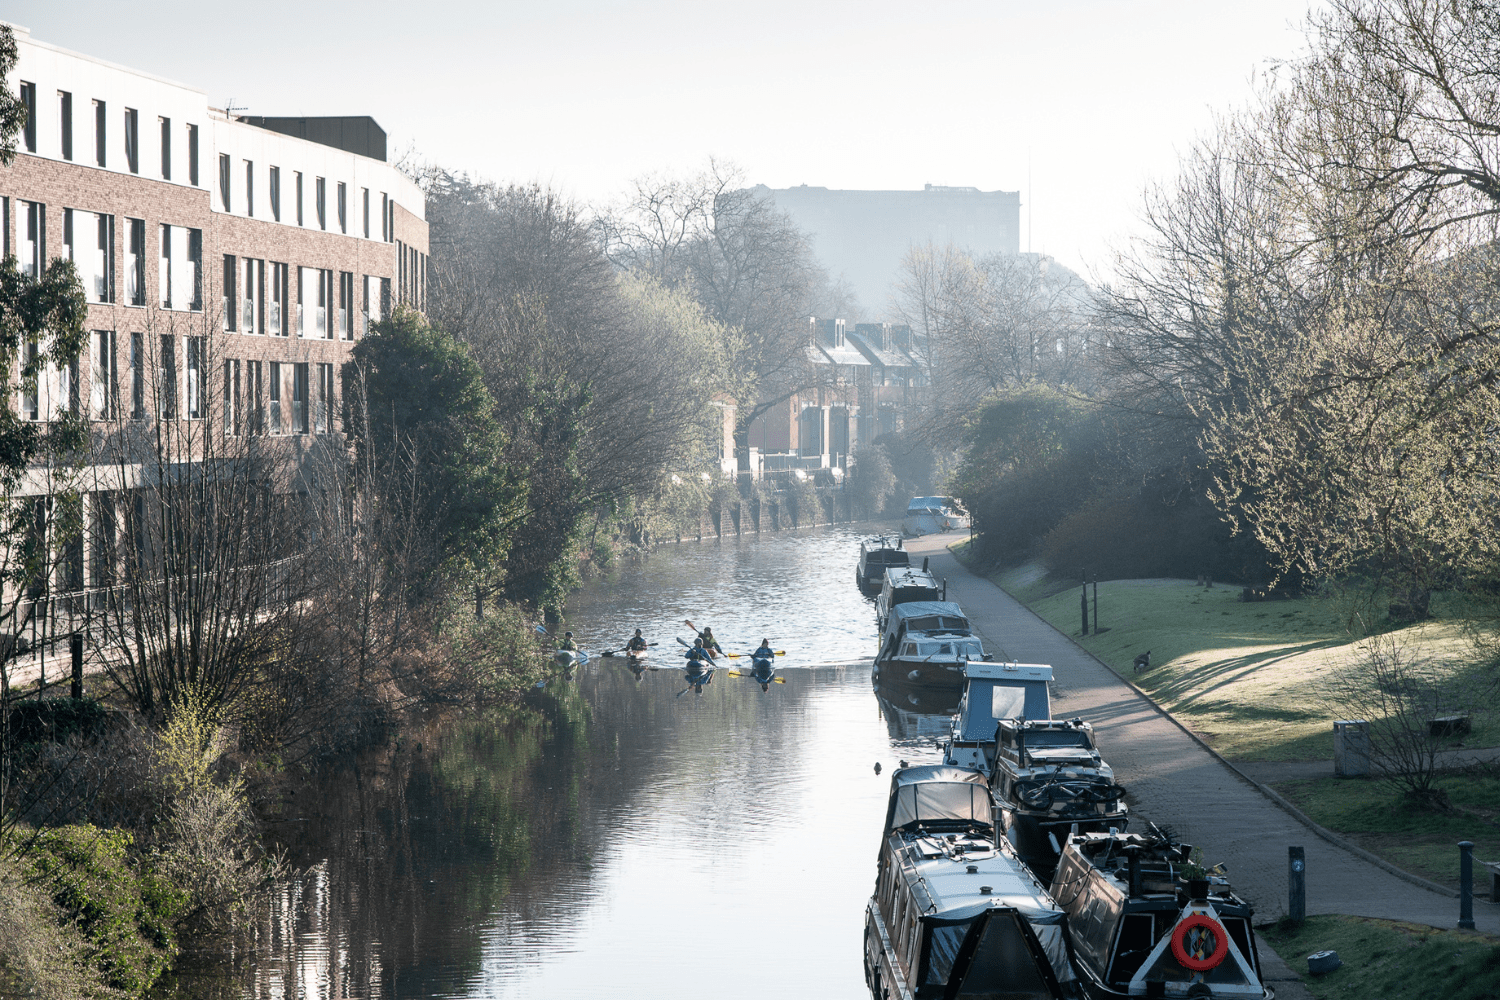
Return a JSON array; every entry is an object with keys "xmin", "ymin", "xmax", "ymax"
[{"xmin": 225, "ymin": 98, "xmax": 248, "ymax": 117}]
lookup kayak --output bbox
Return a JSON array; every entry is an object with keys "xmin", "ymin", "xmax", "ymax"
[{"xmin": 554, "ymin": 649, "xmax": 590, "ymax": 669}]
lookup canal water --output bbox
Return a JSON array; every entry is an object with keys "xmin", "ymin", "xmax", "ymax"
[{"xmin": 182, "ymin": 523, "xmax": 958, "ymax": 1000}]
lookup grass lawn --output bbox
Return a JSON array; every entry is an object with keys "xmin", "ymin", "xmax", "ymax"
[
  {"xmin": 1259, "ymin": 914, "xmax": 1500, "ymax": 1000},
  {"xmin": 953, "ymin": 545, "xmax": 1497, "ymax": 762},
  {"xmin": 1272, "ymin": 772, "xmax": 1500, "ymax": 889}
]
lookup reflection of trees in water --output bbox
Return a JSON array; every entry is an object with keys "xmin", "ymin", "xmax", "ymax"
[{"xmin": 185, "ymin": 657, "xmax": 834, "ymax": 999}]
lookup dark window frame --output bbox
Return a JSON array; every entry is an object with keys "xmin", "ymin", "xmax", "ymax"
[
  {"xmin": 58, "ymin": 91, "xmax": 72, "ymax": 161},
  {"xmin": 19, "ymin": 82, "xmax": 35, "ymax": 153}
]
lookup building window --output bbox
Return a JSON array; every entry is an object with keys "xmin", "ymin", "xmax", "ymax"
[
  {"xmin": 296, "ymin": 266, "xmax": 306, "ymax": 337},
  {"xmin": 219, "ymin": 153, "xmax": 231, "ymax": 211},
  {"xmin": 339, "ymin": 271, "xmax": 353, "ymax": 339},
  {"xmin": 124, "ymin": 108, "xmax": 138, "ymax": 174},
  {"xmin": 222, "ymin": 255, "xmax": 236, "ymax": 331},
  {"xmin": 64, "ymin": 210, "xmax": 114, "ymax": 304},
  {"xmin": 271, "ymin": 262, "xmax": 288, "ymax": 336},
  {"xmin": 129, "ymin": 332, "xmax": 144, "ymax": 419},
  {"xmin": 269, "ymin": 166, "xmax": 280, "ymax": 221},
  {"xmin": 268, "ymin": 361, "xmax": 282, "ymax": 434},
  {"xmin": 20, "ymin": 340, "xmax": 37, "ymax": 420},
  {"xmin": 58, "ymin": 91, "xmax": 72, "ymax": 161},
  {"xmin": 362, "ymin": 188, "xmax": 370, "ymax": 238},
  {"xmin": 242, "ymin": 258, "xmax": 263, "ymax": 334},
  {"xmin": 159, "ymin": 116, "xmax": 170, "ymax": 179},
  {"xmin": 159, "ymin": 226, "xmax": 202, "ymax": 311},
  {"xmin": 380, "ymin": 277, "xmax": 391, "ymax": 317},
  {"xmin": 315, "ymin": 177, "xmax": 326, "ymax": 230},
  {"xmin": 316, "ymin": 363, "xmax": 333, "ymax": 433},
  {"xmin": 318, "ymin": 268, "xmax": 332, "ymax": 338},
  {"xmin": 380, "ymin": 193, "xmax": 389, "ymax": 241},
  {"xmin": 19, "ymin": 82, "xmax": 35, "ymax": 153},
  {"xmin": 93, "ymin": 99, "xmax": 106, "ymax": 167},
  {"xmin": 295, "ymin": 171, "xmax": 303, "ymax": 226},
  {"xmin": 91, "ymin": 330, "xmax": 116, "ymax": 420},
  {"xmin": 158, "ymin": 334, "xmax": 176, "ymax": 419},
  {"xmin": 20, "ymin": 201, "xmax": 43, "ymax": 279},
  {"xmin": 292, "ymin": 363, "xmax": 309, "ymax": 434},
  {"xmin": 361, "ymin": 275, "xmax": 372, "ymax": 334},
  {"xmin": 187, "ymin": 124, "xmax": 198, "ymax": 185},
  {"xmin": 245, "ymin": 160, "xmax": 254, "ymax": 216},
  {"xmin": 246, "ymin": 360, "xmax": 262, "ymax": 435},
  {"xmin": 224, "ymin": 359, "xmax": 241, "ymax": 437},
  {"xmin": 185, "ymin": 336, "xmax": 203, "ymax": 419},
  {"xmin": 92, "ymin": 491, "xmax": 116, "ymax": 588},
  {"xmin": 337, "ymin": 182, "xmax": 347, "ymax": 233},
  {"xmin": 126, "ymin": 219, "xmax": 144, "ymax": 306}
]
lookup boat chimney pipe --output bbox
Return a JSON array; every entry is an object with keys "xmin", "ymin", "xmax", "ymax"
[
  {"xmin": 923, "ymin": 556, "xmax": 930, "ymax": 572},
  {"xmin": 1124, "ymin": 845, "xmax": 1142, "ymax": 899}
]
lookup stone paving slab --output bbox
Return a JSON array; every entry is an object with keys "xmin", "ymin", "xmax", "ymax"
[{"xmin": 905, "ymin": 533, "xmax": 1499, "ymax": 936}]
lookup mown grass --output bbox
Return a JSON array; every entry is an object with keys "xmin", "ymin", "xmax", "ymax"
[
  {"xmin": 955, "ymin": 550, "xmax": 1500, "ymax": 761},
  {"xmin": 1258, "ymin": 914, "xmax": 1500, "ymax": 1000},
  {"xmin": 1273, "ymin": 772, "xmax": 1500, "ymax": 889}
]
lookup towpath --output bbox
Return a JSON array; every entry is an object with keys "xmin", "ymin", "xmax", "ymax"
[{"xmin": 904, "ymin": 532, "xmax": 1500, "ymax": 936}]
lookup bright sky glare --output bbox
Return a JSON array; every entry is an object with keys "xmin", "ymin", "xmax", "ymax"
[{"xmin": 3, "ymin": 0, "xmax": 1316, "ymax": 283}]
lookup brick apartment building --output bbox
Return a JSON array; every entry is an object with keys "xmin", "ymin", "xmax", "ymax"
[{"xmin": 3, "ymin": 22, "xmax": 428, "ymax": 683}]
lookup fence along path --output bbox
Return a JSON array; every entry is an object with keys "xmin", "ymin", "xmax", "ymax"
[{"xmin": 905, "ymin": 532, "xmax": 1500, "ymax": 934}]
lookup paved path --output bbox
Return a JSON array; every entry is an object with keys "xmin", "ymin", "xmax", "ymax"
[{"xmin": 906, "ymin": 533, "xmax": 1499, "ymax": 938}]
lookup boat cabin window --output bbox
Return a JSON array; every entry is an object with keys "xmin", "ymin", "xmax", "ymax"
[
  {"xmin": 992, "ymin": 685, "xmax": 1026, "ymax": 720},
  {"xmin": 888, "ymin": 781, "xmax": 990, "ymax": 830},
  {"xmin": 1022, "ymin": 730, "xmax": 1093, "ymax": 749},
  {"xmin": 907, "ymin": 639, "xmax": 985, "ymax": 658},
  {"xmin": 906, "ymin": 615, "xmax": 969, "ymax": 633}
]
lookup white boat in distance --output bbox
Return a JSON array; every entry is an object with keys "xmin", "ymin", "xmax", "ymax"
[{"xmin": 903, "ymin": 496, "xmax": 970, "ymax": 537}]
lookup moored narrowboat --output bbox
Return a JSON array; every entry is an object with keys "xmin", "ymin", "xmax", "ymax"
[
  {"xmin": 858, "ymin": 536, "xmax": 910, "ymax": 592},
  {"xmin": 944, "ymin": 661, "xmax": 1054, "ymax": 774},
  {"xmin": 874, "ymin": 601, "xmax": 989, "ymax": 689},
  {"xmin": 864, "ymin": 765, "xmax": 1080, "ymax": 1000},
  {"xmin": 876, "ymin": 563, "xmax": 945, "ymax": 628},
  {"xmin": 1049, "ymin": 830, "xmax": 1273, "ymax": 999}
]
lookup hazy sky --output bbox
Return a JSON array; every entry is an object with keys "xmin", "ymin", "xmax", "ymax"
[{"xmin": 5, "ymin": 0, "xmax": 1315, "ymax": 283}]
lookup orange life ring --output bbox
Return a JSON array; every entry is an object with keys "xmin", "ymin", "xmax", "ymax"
[{"xmin": 1171, "ymin": 913, "xmax": 1229, "ymax": 972}]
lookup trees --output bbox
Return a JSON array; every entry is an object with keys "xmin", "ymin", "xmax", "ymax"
[{"xmin": 607, "ymin": 160, "xmax": 836, "ymax": 467}]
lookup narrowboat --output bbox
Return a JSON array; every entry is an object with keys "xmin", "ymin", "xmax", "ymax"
[
  {"xmin": 864, "ymin": 765, "xmax": 1080, "ymax": 1000},
  {"xmin": 858, "ymin": 536, "xmax": 910, "ymax": 592},
  {"xmin": 1049, "ymin": 830, "xmax": 1274, "ymax": 999},
  {"xmin": 991, "ymin": 719, "xmax": 1128, "ymax": 875},
  {"xmin": 943, "ymin": 661, "xmax": 1054, "ymax": 774},
  {"xmin": 874, "ymin": 602, "xmax": 990, "ymax": 689},
  {"xmin": 877, "ymin": 562, "xmax": 945, "ymax": 628}
]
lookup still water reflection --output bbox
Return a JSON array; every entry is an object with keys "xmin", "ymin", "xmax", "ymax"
[{"xmin": 183, "ymin": 524, "xmax": 962, "ymax": 1000}]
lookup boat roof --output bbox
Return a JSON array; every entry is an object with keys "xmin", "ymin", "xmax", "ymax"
[
  {"xmin": 883, "ymin": 566, "xmax": 940, "ymax": 589},
  {"xmin": 963, "ymin": 661, "xmax": 1053, "ymax": 682},
  {"xmin": 861, "ymin": 536, "xmax": 903, "ymax": 553},
  {"xmin": 907, "ymin": 495, "xmax": 955, "ymax": 512},
  {"xmin": 891, "ymin": 600, "xmax": 966, "ymax": 622}
]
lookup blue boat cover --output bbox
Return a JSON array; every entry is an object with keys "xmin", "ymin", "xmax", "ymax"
[{"xmin": 891, "ymin": 601, "xmax": 966, "ymax": 623}]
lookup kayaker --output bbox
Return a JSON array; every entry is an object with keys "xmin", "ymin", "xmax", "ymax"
[
  {"xmin": 558, "ymin": 631, "xmax": 577, "ymax": 652},
  {"xmin": 699, "ymin": 626, "xmax": 723, "ymax": 658},
  {"xmin": 754, "ymin": 638, "xmax": 774, "ymax": 660},
  {"xmin": 626, "ymin": 630, "xmax": 648, "ymax": 653},
  {"xmin": 685, "ymin": 637, "xmax": 713, "ymax": 667}
]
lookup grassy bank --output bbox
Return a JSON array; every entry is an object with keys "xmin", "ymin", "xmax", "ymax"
[
  {"xmin": 1258, "ymin": 914, "xmax": 1500, "ymax": 1000},
  {"xmin": 1272, "ymin": 772, "xmax": 1500, "ymax": 889},
  {"xmin": 955, "ymin": 546, "xmax": 1496, "ymax": 762}
]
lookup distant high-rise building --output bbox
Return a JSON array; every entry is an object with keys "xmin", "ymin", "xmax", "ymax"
[{"xmin": 756, "ymin": 184, "xmax": 1021, "ymax": 314}]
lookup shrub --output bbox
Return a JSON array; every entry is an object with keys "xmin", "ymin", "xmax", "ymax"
[
  {"xmin": 151, "ymin": 785, "xmax": 280, "ymax": 936},
  {"xmin": 8, "ymin": 698, "xmax": 110, "ymax": 748},
  {"xmin": 0, "ymin": 855, "xmax": 110, "ymax": 999},
  {"xmin": 23, "ymin": 825, "xmax": 186, "ymax": 996}
]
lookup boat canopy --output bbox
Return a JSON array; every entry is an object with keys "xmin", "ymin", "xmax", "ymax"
[
  {"xmin": 907, "ymin": 496, "xmax": 955, "ymax": 513},
  {"xmin": 889, "ymin": 600, "xmax": 970, "ymax": 635},
  {"xmin": 883, "ymin": 765, "xmax": 991, "ymax": 833},
  {"xmin": 956, "ymin": 667, "xmax": 1053, "ymax": 739}
]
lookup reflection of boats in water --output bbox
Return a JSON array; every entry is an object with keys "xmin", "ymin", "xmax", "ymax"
[
  {"xmin": 902, "ymin": 496, "xmax": 970, "ymax": 537},
  {"xmin": 944, "ymin": 661, "xmax": 1054, "ymax": 774},
  {"xmin": 857, "ymin": 536, "xmax": 910, "ymax": 593},
  {"xmin": 1051, "ymin": 829, "xmax": 1274, "ymax": 999},
  {"xmin": 863, "ymin": 765, "xmax": 1078, "ymax": 1000},
  {"xmin": 872, "ymin": 683, "xmax": 961, "ymax": 744},
  {"xmin": 991, "ymin": 719, "xmax": 1128, "ymax": 876}
]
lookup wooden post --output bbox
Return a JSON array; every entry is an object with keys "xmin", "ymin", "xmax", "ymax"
[
  {"xmin": 1288, "ymin": 846, "xmax": 1306, "ymax": 922},
  {"xmin": 1092, "ymin": 579, "xmax": 1098, "ymax": 634},
  {"xmin": 70, "ymin": 633, "xmax": 83, "ymax": 700}
]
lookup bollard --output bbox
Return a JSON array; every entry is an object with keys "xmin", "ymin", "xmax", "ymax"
[
  {"xmin": 1288, "ymin": 846, "xmax": 1306, "ymax": 922},
  {"xmin": 1080, "ymin": 575, "xmax": 1089, "ymax": 636},
  {"xmin": 1460, "ymin": 841, "xmax": 1476, "ymax": 929},
  {"xmin": 70, "ymin": 633, "xmax": 83, "ymax": 700}
]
